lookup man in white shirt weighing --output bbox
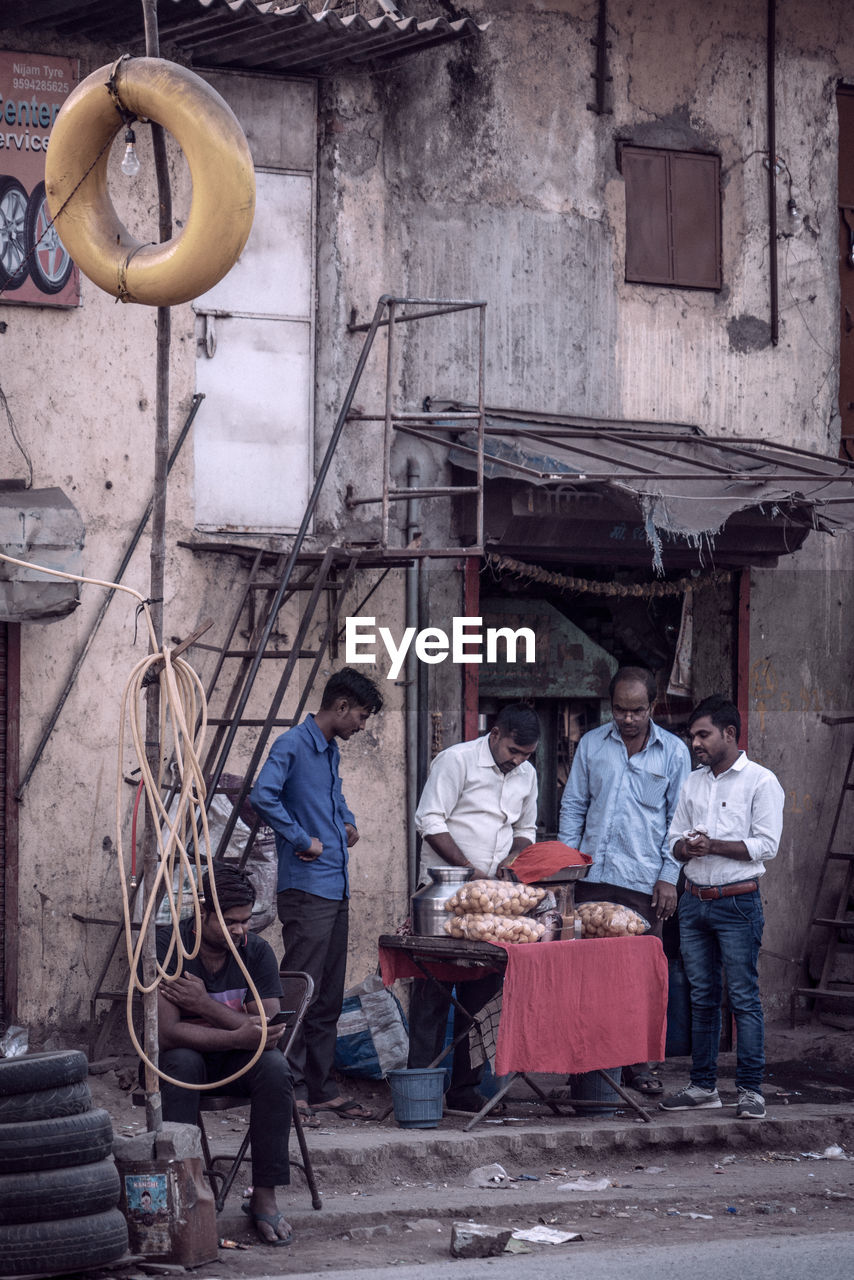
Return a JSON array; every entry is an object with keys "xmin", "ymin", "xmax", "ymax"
[
  {"xmin": 408, "ymin": 704, "xmax": 541, "ymax": 1111},
  {"xmin": 661, "ymin": 695, "xmax": 784, "ymax": 1120}
]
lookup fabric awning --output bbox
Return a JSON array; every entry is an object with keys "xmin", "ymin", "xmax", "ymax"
[
  {"xmin": 428, "ymin": 403, "xmax": 854, "ymax": 571},
  {"xmin": 13, "ymin": 1, "xmax": 486, "ymax": 77}
]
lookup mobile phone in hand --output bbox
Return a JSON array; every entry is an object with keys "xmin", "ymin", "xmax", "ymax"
[{"xmin": 267, "ymin": 1011, "xmax": 290, "ymax": 1026}]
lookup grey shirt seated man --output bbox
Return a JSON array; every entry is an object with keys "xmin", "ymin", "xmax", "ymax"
[{"xmin": 408, "ymin": 703, "xmax": 541, "ymax": 1112}]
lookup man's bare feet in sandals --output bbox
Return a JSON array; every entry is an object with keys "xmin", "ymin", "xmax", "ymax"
[
  {"xmin": 312, "ymin": 1096, "xmax": 376, "ymax": 1120},
  {"xmin": 242, "ymin": 1189, "xmax": 292, "ymax": 1246}
]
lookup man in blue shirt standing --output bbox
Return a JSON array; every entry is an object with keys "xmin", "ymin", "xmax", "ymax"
[
  {"xmin": 559, "ymin": 665, "xmax": 690, "ymax": 1095},
  {"xmin": 250, "ymin": 667, "xmax": 382, "ymax": 1122}
]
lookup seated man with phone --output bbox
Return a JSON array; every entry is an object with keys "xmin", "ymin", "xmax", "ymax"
[{"xmin": 155, "ymin": 863, "xmax": 294, "ymax": 1247}]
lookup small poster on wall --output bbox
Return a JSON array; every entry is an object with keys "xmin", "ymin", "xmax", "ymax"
[{"xmin": 0, "ymin": 49, "xmax": 80, "ymax": 306}]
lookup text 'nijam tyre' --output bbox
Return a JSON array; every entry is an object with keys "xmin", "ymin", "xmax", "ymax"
[
  {"xmin": 0, "ymin": 1079, "xmax": 92, "ymax": 1124},
  {"xmin": 0, "ymin": 1208, "xmax": 128, "ymax": 1275},
  {"xmin": 0, "ymin": 1049, "xmax": 88, "ymax": 1095},
  {"xmin": 0, "ymin": 1158, "xmax": 120, "ymax": 1224},
  {"xmin": 0, "ymin": 1108, "xmax": 114, "ymax": 1174}
]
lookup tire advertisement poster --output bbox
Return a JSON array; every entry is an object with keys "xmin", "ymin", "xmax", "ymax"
[{"xmin": 0, "ymin": 49, "xmax": 80, "ymax": 306}]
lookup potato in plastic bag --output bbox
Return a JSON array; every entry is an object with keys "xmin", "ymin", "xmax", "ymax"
[
  {"xmin": 443, "ymin": 912, "xmax": 546, "ymax": 944},
  {"xmin": 444, "ymin": 878, "xmax": 545, "ymax": 917},
  {"xmin": 575, "ymin": 900, "xmax": 649, "ymax": 938}
]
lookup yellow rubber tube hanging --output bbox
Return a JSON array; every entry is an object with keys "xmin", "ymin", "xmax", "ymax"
[{"xmin": 45, "ymin": 56, "xmax": 256, "ymax": 306}]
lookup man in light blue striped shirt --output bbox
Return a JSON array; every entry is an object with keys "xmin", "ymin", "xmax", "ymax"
[{"xmin": 559, "ymin": 666, "xmax": 691, "ymax": 1096}]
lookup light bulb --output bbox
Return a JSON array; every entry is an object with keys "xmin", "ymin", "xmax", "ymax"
[{"xmin": 121, "ymin": 127, "xmax": 140, "ymax": 178}]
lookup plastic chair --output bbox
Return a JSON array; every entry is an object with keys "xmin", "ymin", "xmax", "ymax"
[{"xmin": 136, "ymin": 969, "xmax": 322, "ymax": 1212}]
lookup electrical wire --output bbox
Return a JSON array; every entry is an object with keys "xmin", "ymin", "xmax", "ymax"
[{"xmin": 0, "ymin": 548, "xmax": 272, "ymax": 1091}]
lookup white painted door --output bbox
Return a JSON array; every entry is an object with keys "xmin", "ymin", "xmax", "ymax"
[{"xmin": 193, "ymin": 167, "xmax": 314, "ymax": 532}]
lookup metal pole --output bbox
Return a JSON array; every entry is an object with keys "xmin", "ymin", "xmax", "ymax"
[
  {"xmin": 767, "ymin": 0, "xmax": 779, "ymax": 346},
  {"xmin": 141, "ymin": 0, "xmax": 171, "ymax": 1133},
  {"xmin": 382, "ymin": 299, "xmax": 396, "ymax": 549}
]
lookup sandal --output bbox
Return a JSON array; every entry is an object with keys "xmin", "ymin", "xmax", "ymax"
[
  {"xmin": 312, "ymin": 1096, "xmax": 376, "ymax": 1121},
  {"xmin": 625, "ymin": 1070, "xmax": 663, "ymax": 1096},
  {"xmin": 295, "ymin": 1101, "xmax": 322, "ymax": 1129},
  {"xmin": 241, "ymin": 1203, "xmax": 293, "ymax": 1247}
]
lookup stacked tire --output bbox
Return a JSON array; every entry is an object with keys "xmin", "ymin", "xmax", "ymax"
[{"xmin": 0, "ymin": 1050, "xmax": 128, "ymax": 1275}]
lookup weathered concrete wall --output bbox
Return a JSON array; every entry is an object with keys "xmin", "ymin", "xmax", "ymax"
[{"xmin": 316, "ymin": 0, "xmax": 849, "ymax": 488}]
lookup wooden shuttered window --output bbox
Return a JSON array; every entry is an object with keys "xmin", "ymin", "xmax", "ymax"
[{"xmin": 622, "ymin": 146, "xmax": 721, "ymax": 289}]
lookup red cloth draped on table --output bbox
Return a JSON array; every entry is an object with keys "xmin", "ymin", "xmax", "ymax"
[{"xmin": 494, "ymin": 936, "xmax": 668, "ymax": 1075}]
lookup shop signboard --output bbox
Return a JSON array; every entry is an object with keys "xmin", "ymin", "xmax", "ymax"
[{"xmin": 0, "ymin": 49, "xmax": 80, "ymax": 306}]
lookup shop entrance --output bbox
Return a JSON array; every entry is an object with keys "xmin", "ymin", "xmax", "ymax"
[{"xmin": 476, "ymin": 565, "xmax": 738, "ymax": 837}]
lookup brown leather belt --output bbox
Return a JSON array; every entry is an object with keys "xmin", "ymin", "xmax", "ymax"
[{"xmin": 685, "ymin": 879, "xmax": 758, "ymax": 900}]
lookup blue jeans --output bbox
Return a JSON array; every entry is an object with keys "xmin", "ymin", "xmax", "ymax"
[{"xmin": 677, "ymin": 888, "xmax": 765, "ymax": 1093}]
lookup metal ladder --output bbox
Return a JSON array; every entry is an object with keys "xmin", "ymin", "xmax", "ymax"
[
  {"xmin": 80, "ymin": 294, "xmax": 488, "ymax": 1056},
  {"xmin": 791, "ymin": 715, "xmax": 854, "ymax": 1022}
]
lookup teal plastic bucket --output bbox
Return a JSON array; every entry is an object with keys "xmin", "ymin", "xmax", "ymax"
[
  {"xmin": 567, "ymin": 1067, "xmax": 623, "ymax": 1117},
  {"xmin": 386, "ymin": 1068, "xmax": 446, "ymax": 1128}
]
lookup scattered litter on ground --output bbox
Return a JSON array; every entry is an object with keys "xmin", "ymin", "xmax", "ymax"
[
  {"xmin": 754, "ymin": 1202, "xmax": 783, "ymax": 1214},
  {"xmin": 511, "ymin": 1225, "xmax": 583, "ymax": 1244},
  {"xmin": 404, "ymin": 1220, "xmax": 444, "ymax": 1233},
  {"xmin": 346, "ymin": 1225, "xmax": 392, "ymax": 1241},
  {"xmin": 516, "ymin": 1174, "xmax": 541, "ymax": 1181},
  {"xmin": 218, "ymin": 1239, "xmax": 249, "ymax": 1250},
  {"xmin": 799, "ymin": 1145, "xmax": 847, "ymax": 1160},
  {"xmin": 763, "ymin": 1152, "xmax": 800, "ymax": 1162},
  {"xmin": 504, "ymin": 1238, "xmax": 532, "ymax": 1254},
  {"xmin": 558, "ymin": 1176, "xmax": 612, "ymax": 1192},
  {"xmin": 667, "ymin": 1210, "xmax": 713, "ymax": 1219},
  {"xmin": 641, "ymin": 1165, "xmax": 666, "ymax": 1174},
  {"xmin": 725, "ymin": 1206, "xmax": 738, "ymax": 1214},
  {"xmin": 466, "ymin": 1162, "xmax": 512, "ymax": 1188}
]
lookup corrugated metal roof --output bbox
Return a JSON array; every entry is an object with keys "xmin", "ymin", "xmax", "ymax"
[
  {"xmin": 11, "ymin": 1, "xmax": 485, "ymax": 77},
  {"xmin": 421, "ymin": 402, "xmax": 854, "ymax": 570}
]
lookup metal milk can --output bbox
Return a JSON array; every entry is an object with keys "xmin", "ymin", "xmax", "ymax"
[{"xmin": 411, "ymin": 865, "xmax": 473, "ymax": 936}]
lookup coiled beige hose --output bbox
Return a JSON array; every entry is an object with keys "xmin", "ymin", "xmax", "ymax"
[{"xmin": 0, "ymin": 551, "xmax": 271, "ymax": 1089}]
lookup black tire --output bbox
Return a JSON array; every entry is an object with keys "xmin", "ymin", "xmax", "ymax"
[
  {"xmin": 0, "ymin": 1108, "xmax": 113, "ymax": 1174},
  {"xmin": 0, "ymin": 1208, "xmax": 128, "ymax": 1275},
  {"xmin": 0, "ymin": 1079, "xmax": 91, "ymax": 1124},
  {"xmin": 0, "ymin": 1159, "xmax": 120, "ymax": 1224},
  {"xmin": 0, "ymin": 175, "xmax": 29, "ymax": 291},
  {"xmin": 24, "ymin": 180, "xmax": 74, "ymax": 294},
  {"xmin": 0, "ymin": 1049, "xmax": 88, "ymax": 1096}
]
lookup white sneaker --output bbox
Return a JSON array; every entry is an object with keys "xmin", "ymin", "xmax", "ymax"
[
  {"xmin": 736, "ymin": 1088, "xmax": 766, "ymax": 1119},
  {"xmin": 660, "ymin": 1083, "xmax": 722, "ymax": 1110}
]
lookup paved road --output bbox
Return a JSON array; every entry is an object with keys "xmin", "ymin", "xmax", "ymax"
[{"xmin": 251, "ymin": 1231, "xmax": 854, "ymax": 1280}]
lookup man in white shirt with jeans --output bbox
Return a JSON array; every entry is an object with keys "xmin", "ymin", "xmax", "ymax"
[
  {"xmin": 661, "ymin": 695, "xmax": 784, "ymax": 1120},
  {"xmin": 407, "ymin": 704, "xmax": 540, "ymax": 1111}
]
